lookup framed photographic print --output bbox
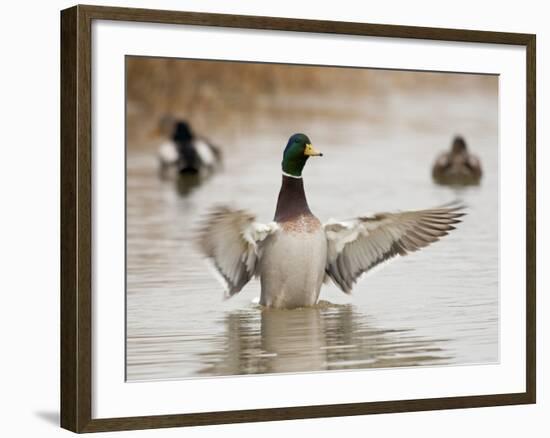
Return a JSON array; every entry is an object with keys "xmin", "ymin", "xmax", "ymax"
[{"xmin": 60, "ymin": 4, "xmax": 536, "ymax": 433}]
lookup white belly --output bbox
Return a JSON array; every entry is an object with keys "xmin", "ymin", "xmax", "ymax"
[{"xmin": 259, "ymin": 227, "xmax": 327, "ymax": 309}]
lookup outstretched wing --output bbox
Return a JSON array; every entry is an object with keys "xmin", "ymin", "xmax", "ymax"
[
  {"xmin": 196, "ymin": 206, "xmax": 278, "ymax": 298},
  {"xmin": 324, "ymin": 205, "xmax": 464, "ymax": 294}
]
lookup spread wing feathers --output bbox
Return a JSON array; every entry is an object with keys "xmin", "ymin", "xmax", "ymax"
[
  {"xmin": 324, "ymin": 205, "xmax": 465, "ymax": 294},
  {"xmin": 196, "ymin": 206, "xmax": 278, "ymax": 298}
]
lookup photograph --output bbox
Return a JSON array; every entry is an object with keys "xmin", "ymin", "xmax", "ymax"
[{"xmin": 125, "ymin": 56, "xmax": 499, "ymax": 382}]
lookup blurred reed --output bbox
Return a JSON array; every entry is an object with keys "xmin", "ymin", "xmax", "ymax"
[{"xmin": 126, "ymin": 57, "xmax": 497, "ymax": 150}]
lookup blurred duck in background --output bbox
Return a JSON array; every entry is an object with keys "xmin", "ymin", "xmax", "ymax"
[
  {"xmin": 157, "ymin": 117, "xmax": 222, "ymax": 178},
  {"xmin": 432, "ymin": 136, "xmax": 482, "ymax": 186}
]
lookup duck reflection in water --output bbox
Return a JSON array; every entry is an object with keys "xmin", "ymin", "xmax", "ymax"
[{"xmin": 198, "ymin": 303, "xmax": 450, "ymax": 376}]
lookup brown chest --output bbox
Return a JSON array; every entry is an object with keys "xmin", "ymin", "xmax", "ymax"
[{"xmin": 279, "ymin": 214, "xmax": 322, "ymax": 233}]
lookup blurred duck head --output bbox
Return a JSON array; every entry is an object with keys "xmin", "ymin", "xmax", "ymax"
[
  {"xmin": 451, "ymin": 136, "xmax": 468, "ymax": 155},
  {"xmin": 172, "ymin": 121, "xmax": 194, "ymax": 143}
]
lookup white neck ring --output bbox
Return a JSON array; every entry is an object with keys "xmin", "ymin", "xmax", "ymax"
[{"xmin": 282, "ymin": 171, "xmax": 302, "ymax": 179}]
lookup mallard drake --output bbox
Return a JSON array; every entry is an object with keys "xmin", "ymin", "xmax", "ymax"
[
  {"xmin": 157, "ymin": 119, "xmax": 222, "ymax": 176},
  {"xmin": 432, "ymin": 136, "xmax": 482, "ymax": 185},
  {"xmin": 198, "ymin": 133, "xmax": 464, "ymax": 309}
]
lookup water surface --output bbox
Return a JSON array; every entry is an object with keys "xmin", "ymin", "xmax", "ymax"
[{"xmin": 126, "ymin": 88, "xmax": 499, "ymax": 381}]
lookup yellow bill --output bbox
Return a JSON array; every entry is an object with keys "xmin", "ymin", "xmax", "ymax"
[{"xmin": 304, "ymin": 143, "xmax": 323, "ymax": 157}]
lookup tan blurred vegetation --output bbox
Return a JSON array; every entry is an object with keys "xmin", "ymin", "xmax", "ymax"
[{"xmin": 126, "ymin": 56, "xmax": 497, "ymax": 149}]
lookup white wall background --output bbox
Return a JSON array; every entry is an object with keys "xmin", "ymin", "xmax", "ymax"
[{"xmin": 0, "ymin": 0, "xmax": 545, "ymax": 437}]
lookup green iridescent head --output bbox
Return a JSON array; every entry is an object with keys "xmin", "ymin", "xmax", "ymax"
[{"xmin": 281, "ymin": 133, "xmax": 323, "ymax": 177}]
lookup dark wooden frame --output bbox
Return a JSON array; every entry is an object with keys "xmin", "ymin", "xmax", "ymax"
[{"xmin": 61, "ymin": 4, "xmax": 536, "ymax": 433}]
